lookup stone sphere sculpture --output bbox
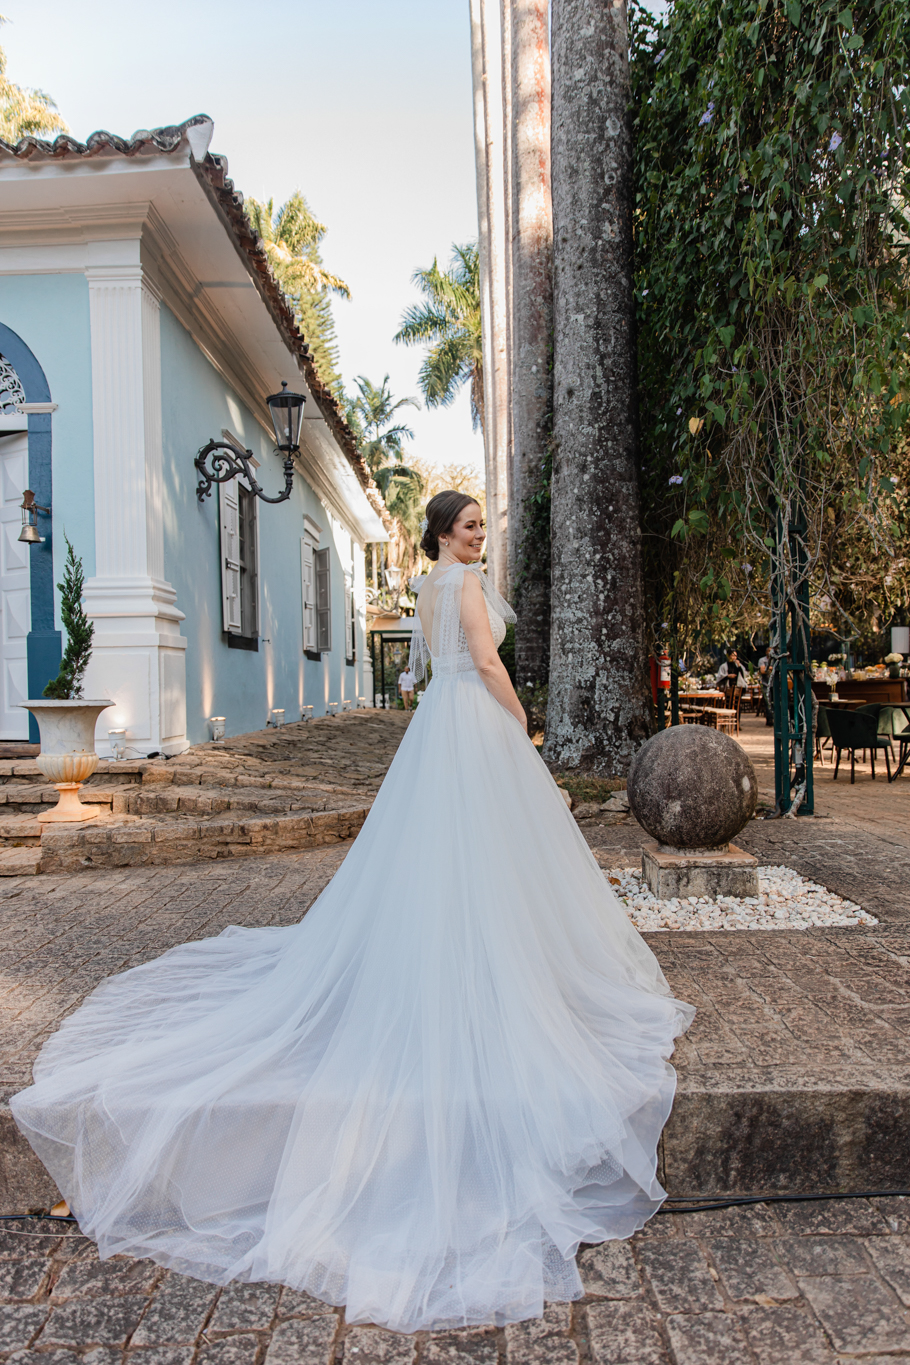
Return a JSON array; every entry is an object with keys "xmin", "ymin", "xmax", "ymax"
[{"xmin": 627, "ymin": 725, "xmax": 758, "ymax": 850}]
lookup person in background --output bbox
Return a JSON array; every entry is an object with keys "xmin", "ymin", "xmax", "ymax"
[
  {"xmin": 715, "ymin": 650, "xmax": 749, "ymax": 690},
  {"xmin": 758, "ymin": 652, "xmax": 773, "ymax": 726},
  {"xmin": 398, "ymin": 663, "xmax": 417, "ymax": 711}
]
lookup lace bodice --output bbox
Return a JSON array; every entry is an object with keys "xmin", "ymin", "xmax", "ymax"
[{"xmin": 410, "ymin": 563, "xmax": 515, "ymax": 680}]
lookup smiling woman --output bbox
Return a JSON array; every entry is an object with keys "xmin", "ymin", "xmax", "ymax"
[{"xmin": 13, "ymin": 483, "xmax": 693, "ymax": 1333}]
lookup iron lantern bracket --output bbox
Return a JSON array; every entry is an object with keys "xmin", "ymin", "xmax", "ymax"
[{"xmin": 195, "ymin": 439, "xmax": 297, "ymax": 505}]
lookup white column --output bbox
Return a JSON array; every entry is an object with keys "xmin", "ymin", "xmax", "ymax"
[{"xmin": 82, "ymin": 263, "xmax": 188, "ymax": 756}]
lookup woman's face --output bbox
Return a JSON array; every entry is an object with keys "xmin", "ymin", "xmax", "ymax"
[{"xmin": 443, "ymin": 503, "xmax": 485, "ymax": 563}]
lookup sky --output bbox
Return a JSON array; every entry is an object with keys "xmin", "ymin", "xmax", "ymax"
[{"xmin": 1, "ymin": 0, "xmax": 484, "ymax": 474}]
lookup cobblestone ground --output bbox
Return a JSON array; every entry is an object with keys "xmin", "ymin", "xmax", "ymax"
[
  {"xmin": 4, "ymin": 1197, "xmax": 910, "ymax": 1363},
  {"xmin": 3, "ymin": 712, "xmax": 910, "ymax": 1361}
]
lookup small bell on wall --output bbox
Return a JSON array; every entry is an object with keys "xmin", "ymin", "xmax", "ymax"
[{"xmin": 18, "ymin": 489, "xmax": 50, "ymax": 544}]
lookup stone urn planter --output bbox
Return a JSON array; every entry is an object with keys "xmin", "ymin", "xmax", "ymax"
[{"xmin": 21, "ymin": 700, "xmax": 114, "ymax": 822}]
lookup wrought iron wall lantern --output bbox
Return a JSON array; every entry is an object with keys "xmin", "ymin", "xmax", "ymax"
[
  {"xmin": 195, "ymin": 382, "xmax": 306, "ymax": 504},
  {"xmin": 18, "ymin": 489, "xmax": 50, "ymax": 543}
]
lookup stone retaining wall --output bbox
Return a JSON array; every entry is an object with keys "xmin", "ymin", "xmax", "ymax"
[{"xmin": 38, "ymin": 806, "xmax": 371, "ymax": 873}]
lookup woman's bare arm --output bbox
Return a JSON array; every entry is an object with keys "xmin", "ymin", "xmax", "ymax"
[{"xmin": 460, "ymin": 573, "xmax": 527, "ymax": 730}]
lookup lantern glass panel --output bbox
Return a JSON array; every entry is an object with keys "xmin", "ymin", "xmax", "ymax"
[{"xmin": 267, "ymin": 383, "xmax": 305, "ymax": 451}]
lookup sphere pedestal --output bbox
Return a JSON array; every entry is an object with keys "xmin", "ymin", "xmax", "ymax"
[
  {"xmin": 628, "ymin": 726, "xmax": 759, "ymax": 900},
  {"xmin": 641, "ymin": 842, "xmax": 759, "ymax": 900}
]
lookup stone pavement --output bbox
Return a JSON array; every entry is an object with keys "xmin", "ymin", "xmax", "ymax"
[
  {"xmin": 5, "ymin": 1196, "xmax": 910, "ymax": 1362},
  {"xmin": 2, "ymin": 710, "xmax": 910, "ymax": 1360}
]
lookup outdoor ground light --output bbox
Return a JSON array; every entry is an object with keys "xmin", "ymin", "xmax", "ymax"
[
  {"xmin": 18, "ymin": 489, "xmax": 50, "ymax": 544},
  {"xmin": 209, "ymin": 716, "xmax": 226, "ymax": 743},
  {"xmin": 270, "ymin": 708, "xmax": 285, "ymax": 727},
  {"xmin": 301, "ymin": 706, "xmax": 314, "ymax": 722},
  {"xmin": 195, "ymin": 381, "xmax": 306, "ymax": 505},
  {"xmin": 107, "ymin": 729, "xmax": 127, "ymax": 761}
]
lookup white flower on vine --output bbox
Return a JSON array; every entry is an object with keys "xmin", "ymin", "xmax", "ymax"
[{"xmin": 669, "ymin": 475, "xmax": 684, "ymax": 485}]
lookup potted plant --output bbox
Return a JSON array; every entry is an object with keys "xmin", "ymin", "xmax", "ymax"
[
  {"xmin": 21, "ymin": 537, "xmax": 112, "ymax": 822},
  {"xmin": 885, "ymin": 652, "xmax": 903, "ymax": 679}
]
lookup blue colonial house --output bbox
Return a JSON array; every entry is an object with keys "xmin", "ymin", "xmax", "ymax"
[{"xmin": 0, "ymin": 115, "xmax": 387, "ymax": 753}]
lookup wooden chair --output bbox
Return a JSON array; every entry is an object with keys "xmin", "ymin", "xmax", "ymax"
[{"xmin": 712, "ymin": 707, "xmax": 737, "ymax": 735}]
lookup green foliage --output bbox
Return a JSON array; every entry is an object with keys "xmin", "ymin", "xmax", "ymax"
[
  {"xmin": 551, "ymin": 770, "xmax": 626, "ymax": 802},
  {"xmin": 247, "ymin": 192, "xmax": 349, "ymax": 398},
  {"xmin": 346, "ymin": 376, "xmax": 426, "ymax": 548},
  {"xmin": 498, "ymin": 622, "xmax": 516, "ymax": 681},
  {"xmin": 631, "ymin": 0, "xmax": 910, "ymax": 651},
  {"xmin": 517, "ymin": 680, "xmax": 550, "ymax": 735},
  {"xmin": 0, "ymin": 16, "xmax": 68, "ymax": 142},
  {"xmin": 43, "ymin": 537, "xmax": 93, "ymax": 700},
  {"xmin": 394, "ymin": 244, "xmax": 485, "ymax": 430}
]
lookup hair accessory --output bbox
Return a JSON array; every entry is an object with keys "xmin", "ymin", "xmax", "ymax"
[{"xmin": 420, "ymin": 517, "xmax": 428, "ymax": 534}]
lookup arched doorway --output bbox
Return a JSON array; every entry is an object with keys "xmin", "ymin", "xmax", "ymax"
[{"xmin": 0, "ymin": 326, "xmax": 60, "ymax": 742}]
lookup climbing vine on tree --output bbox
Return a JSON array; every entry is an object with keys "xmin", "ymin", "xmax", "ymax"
[
  {"xmin": 631, "ymin": 0, "xmax": 910, "ymax": 654},
  {"xmin": 43, "ymin": 537, "xmax": 94, "ymax": 700}
]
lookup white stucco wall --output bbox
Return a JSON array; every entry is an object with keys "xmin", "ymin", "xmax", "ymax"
[{"xmin": 160, "ymin": 304, "xmax": 371, "ymax": 743}]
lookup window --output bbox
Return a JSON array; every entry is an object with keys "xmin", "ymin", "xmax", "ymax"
[
  {"xmin": 344, "ymin": 575, "xmax": 356, "ymax": 666},
  {"xmin": 238, "ymin": 486, "xmax": 258, "ymax": 636},
  {"xmin": 301, "ymin": 537, "xmax": 316, "ymax": 655},
  {"xmin": 220, "ymin": 477, "xmax": 258, "ymax": 647}
]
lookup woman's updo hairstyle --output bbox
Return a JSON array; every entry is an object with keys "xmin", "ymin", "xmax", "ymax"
[{"xmin": 420, "ymin": 490, "xmax": 481, "ymax": 561}]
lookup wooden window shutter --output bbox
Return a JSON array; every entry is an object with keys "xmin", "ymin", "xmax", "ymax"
[
  {"xmin": 315, "ymin": 547, "xmax": 332, "ymax": 652},
  {"xmin": 301, "ymin": 539, "xmax": 316, "ymax": 652},
  {"xmin": 219, "ymin": 478, "xmax": 242, "ymax": 633}
]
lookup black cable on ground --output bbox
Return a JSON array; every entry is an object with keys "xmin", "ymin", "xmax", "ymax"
[
  {"xmin": 2, "ymin": 1189, "xmax": 909, "ymax": 1226},
  {"xmin": 659, "ymin": 1188, "xmax": 910, "ymax": 1214},
  {"xmin": 0, "ymin": 1212, "xmax": 77, "ymax": 1222}
]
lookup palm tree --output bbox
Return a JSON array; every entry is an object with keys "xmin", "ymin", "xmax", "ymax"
[
  {"xmin": 0, "ymin": 17, "xmax": 68, "ymax": 142},
  {"xmin": 394, "ymin": 244, "xmax": 485, "ymax": 431},
  {"xmin": 247, "ymin": 192, "xmax": 350, "ymax": 397},
  {"xmin": 346, "ymin": 377, "xmax": 426, "ymax": 576},
  {"xmin": 345, "ymin": 375, "xmax": 417, "ymax": 476}
]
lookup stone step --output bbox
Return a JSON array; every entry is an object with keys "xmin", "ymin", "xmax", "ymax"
[
  {"xmin": 0, "ymin": 846, "xmax": 42, "ymax": 876},
  {"xmin": 36, "ymin": 804, "xmax": 373, "ymax": 873},
  {"xmin": 0, "ymin": 760, "xmax": 147, "ymax": 787},
  {"xmin": 4, "ymin": 926, "xmax": 909, "ymax": 1213},
  {"xmin": 0, "ymin": 785, "xmax": 135, "ymax": 818},
  {"xmin": 131, "ymin": 784, "xmax": 361, "ymax": 818}
]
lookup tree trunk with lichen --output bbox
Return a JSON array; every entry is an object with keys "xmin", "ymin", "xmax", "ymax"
[
  {"xmin": 506, "ymin": 0, "xmax": 553, "ymax": 690},
  {"xmin": 543, "ymin": 0, "xmax": 651, "ymax": 775}
]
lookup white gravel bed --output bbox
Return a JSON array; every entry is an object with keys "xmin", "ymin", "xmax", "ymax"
[{"xmin": 606, "ymin": 864, "xmax": 877, "ymax": 931}]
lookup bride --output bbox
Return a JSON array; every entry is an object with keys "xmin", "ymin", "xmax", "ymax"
[{"xmin": 12, "ymin": 489, "xmax": 693, "ymax": 1335}]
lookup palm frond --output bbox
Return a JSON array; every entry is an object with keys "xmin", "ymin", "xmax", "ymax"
[{"xmin": 419, "ymin": 335, "xmax": 474, "ymax": 410}]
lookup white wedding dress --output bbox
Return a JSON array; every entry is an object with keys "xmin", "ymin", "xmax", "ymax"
[{"xmin": 12, "ymin": 562, "xmax": 693, "ymax": 1334}]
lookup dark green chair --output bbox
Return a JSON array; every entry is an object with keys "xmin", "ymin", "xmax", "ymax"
[
  {"xmin": 822, "ymin": 706, "xmax": 892, "ymax": 782},
  {"xmin": 882, "ymin": 705, "xmax": 910, "ymax": 782}
]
